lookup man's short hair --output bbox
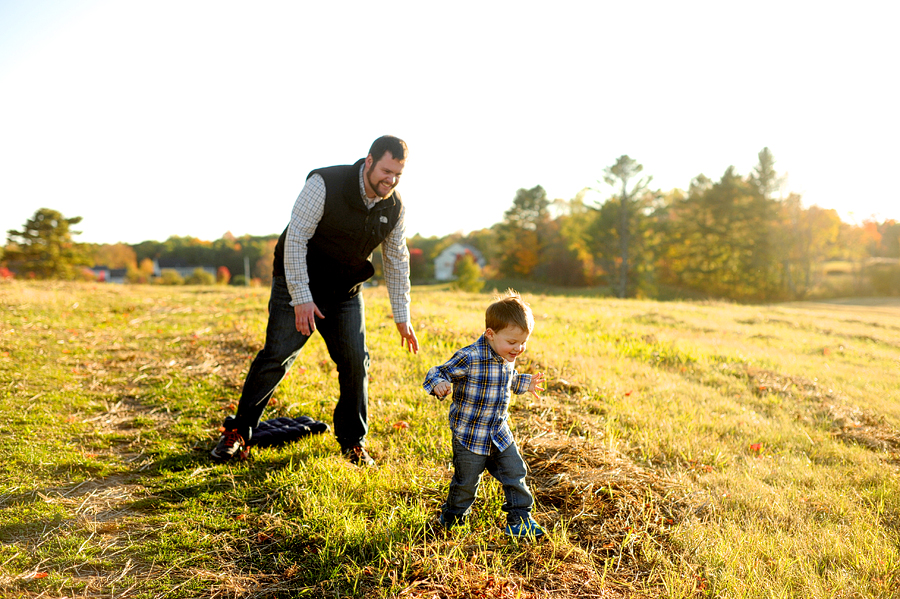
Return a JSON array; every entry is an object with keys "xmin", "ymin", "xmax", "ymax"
[
  {"xmin": 485, "ymin": 289, "xmax": 534, "ymax": 334},
  {"xmin": 368, "ymin": 135, "xmax": 408, "ymax": 163}
]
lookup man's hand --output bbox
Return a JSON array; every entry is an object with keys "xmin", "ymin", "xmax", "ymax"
[
  {"xmin": 294, "ymin": 302, "xmax": 324, "ymax": 336},
  {"xmin": 529, "ymin": 372, "xmax": 545, "ymax": 400},
  {"xmin": 432, "ymin": 381, "xmax": 451, "ymax": 399},
  {"xmin": 396, "ymin": 322, "xmax": 419, "ymax": 354}
]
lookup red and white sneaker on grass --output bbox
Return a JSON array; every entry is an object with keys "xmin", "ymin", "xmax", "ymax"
[{"xmin": 211, "ymin": 429, "xmax": 250, "ymax": 461}]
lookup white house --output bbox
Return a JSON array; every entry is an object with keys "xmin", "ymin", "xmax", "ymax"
[{"xmin": 434, "ymin": 243, "xmax": 486, "ymax": 281}]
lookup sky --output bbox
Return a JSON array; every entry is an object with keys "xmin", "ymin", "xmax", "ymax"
[{"xmin": 1, "ymin": 0, "xmax": 898, "ymax": 245}]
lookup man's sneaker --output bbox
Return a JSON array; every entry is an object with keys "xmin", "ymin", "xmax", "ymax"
[
  {"xmin": 343, "ymin": 445, "xmax": 376, "ymax": 467},
  {"xmin": 211, "ymin": 429, "xmax": 249, "ymax": 461},
  {"xmin": 503, "ymin": 517, "xmax": 545, "ymax": 539}
]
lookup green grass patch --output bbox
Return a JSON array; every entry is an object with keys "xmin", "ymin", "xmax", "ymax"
[{"xmin": 1, "ymin": 281, "xmax": 899, "ymax": 597}]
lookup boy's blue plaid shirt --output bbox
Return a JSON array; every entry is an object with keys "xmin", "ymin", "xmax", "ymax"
[{"xmin": 423, "ymin": 334, "xmax": 533, "ymax": 456}]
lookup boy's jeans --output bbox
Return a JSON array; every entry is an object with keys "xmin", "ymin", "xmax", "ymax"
[
  {"xmin": 442, "ymin": 436, "xmax": 534, "ymax": 525},
  {"xmin": 224, "ymin": 276, "xmax": 370, "ymax": 450}
]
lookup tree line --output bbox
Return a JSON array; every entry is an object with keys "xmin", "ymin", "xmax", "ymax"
[
  {"xmin": 405, "ymin": 148, "xmax": 900, "ymax": 300},
  {"xmin": 1, "ymin": 217, "xmax": 279, "ymax": 286},
  {"xmin": 3, "ymin": 148, "xmax": 899, "ymax": 300}
]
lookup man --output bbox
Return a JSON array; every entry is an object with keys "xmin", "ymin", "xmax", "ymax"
[{"xmin": 212, "ymin": 135, "xmax": 419, "ymax": 466}]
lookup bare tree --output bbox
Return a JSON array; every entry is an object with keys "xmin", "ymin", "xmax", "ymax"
[{"xmin": 602, "ymin": 156, "xmax": 651, "ymax": 297}]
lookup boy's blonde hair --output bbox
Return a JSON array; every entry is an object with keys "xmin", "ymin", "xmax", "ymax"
[{"xmin": 485, "ymin": 288, "xmax": 534, "ymax": 334}]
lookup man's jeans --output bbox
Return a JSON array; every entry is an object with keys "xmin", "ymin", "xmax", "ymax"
[
  {"xmin": 442, "ymin": 436, "xmax": 534, "ymax": 525},
  {"xmin": 224, "ymin": 276, "xmax": 370, "ymax": 450}
]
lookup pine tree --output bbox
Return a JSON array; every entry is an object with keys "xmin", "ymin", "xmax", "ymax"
[{"xmin": 6, "ymin": 208, "xmax": 91, "ymax": 279}]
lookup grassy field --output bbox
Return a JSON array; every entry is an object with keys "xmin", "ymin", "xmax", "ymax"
[{"xmin": 1, "ymin": 281, "xmax": 899, "ymax": 598}]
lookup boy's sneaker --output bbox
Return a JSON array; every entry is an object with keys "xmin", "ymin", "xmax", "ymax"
[
  {"xmin": 211, "ymin": 429, "xmax": 249, "ymax": 461},
  {"xmin": 343, "ymin": 445, "xmax": 376, "ymax": 467},
  {"xmin": 503, "ymin": 517, "xmax": 545, "ymax": 539},
  {"xmin": 438, "ymin": 513, "xmax": 463, "ymax": 529}
]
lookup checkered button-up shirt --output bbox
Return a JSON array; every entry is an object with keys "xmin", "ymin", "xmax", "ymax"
[
  {"xmin": 284, "ymin": 164, "xmax": 411, "ymax": 322},
  {"xmin": 423, "ymin": 334, "xmax": 533, "ymax": 455}
]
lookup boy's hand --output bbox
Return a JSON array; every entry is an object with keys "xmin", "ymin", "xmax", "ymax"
[
  {"xmin": 433, "ymin": 381, "xmax": 451, "ymax": 400},
  {"xmin": 529, "ymin": 372, "xmax": 545, "ymax": 400}
]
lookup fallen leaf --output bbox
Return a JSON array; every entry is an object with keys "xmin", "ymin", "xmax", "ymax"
[{"xmin": 393, "ymin": 421, "xmax": 410, "ymax": 430}]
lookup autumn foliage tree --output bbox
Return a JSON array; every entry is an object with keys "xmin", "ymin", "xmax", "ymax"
[
  {"xmin": 254, "ymin": 238, "xmax": 277, "ymax": 285},
  {"xmin": 92, "ymin": 243, "xmax": 137, "ymax": 269},
  {"xmin": 658, "ymin": 166, "xmax": 780, "ymax": 301},
  {"xmin": 774, "ymin": 196, "xmax": 842, "ymax": 297},
  {"xmin": 496, "ymin": 186, "xmax": 550, "ymax": 278},
  {"xmin": 872, "ymin": 220, "xmax": 900, "ymax": 258},
  {"xmin": 536, "ymin": 214, "xmax": 592, "ymax": 286}
]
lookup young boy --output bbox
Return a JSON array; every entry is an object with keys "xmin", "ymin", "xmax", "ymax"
[{"xmin": 423, "ymin": 290, "xmax": 546, "ymax": 538}]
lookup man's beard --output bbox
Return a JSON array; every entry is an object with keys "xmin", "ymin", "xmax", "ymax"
[{"xmin": 367, "ymin": 170, "xmax": 395, "ymax": 198}]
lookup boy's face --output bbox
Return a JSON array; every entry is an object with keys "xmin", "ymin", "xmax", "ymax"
[{"xmin": 485, "ymin": 325, "xmax": 530, "ymax": 363}]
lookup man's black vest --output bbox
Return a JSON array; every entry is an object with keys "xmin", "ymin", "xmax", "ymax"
[{"xmin": 273, "ymin": 158, "xmax": 403, "ymax": 304}]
